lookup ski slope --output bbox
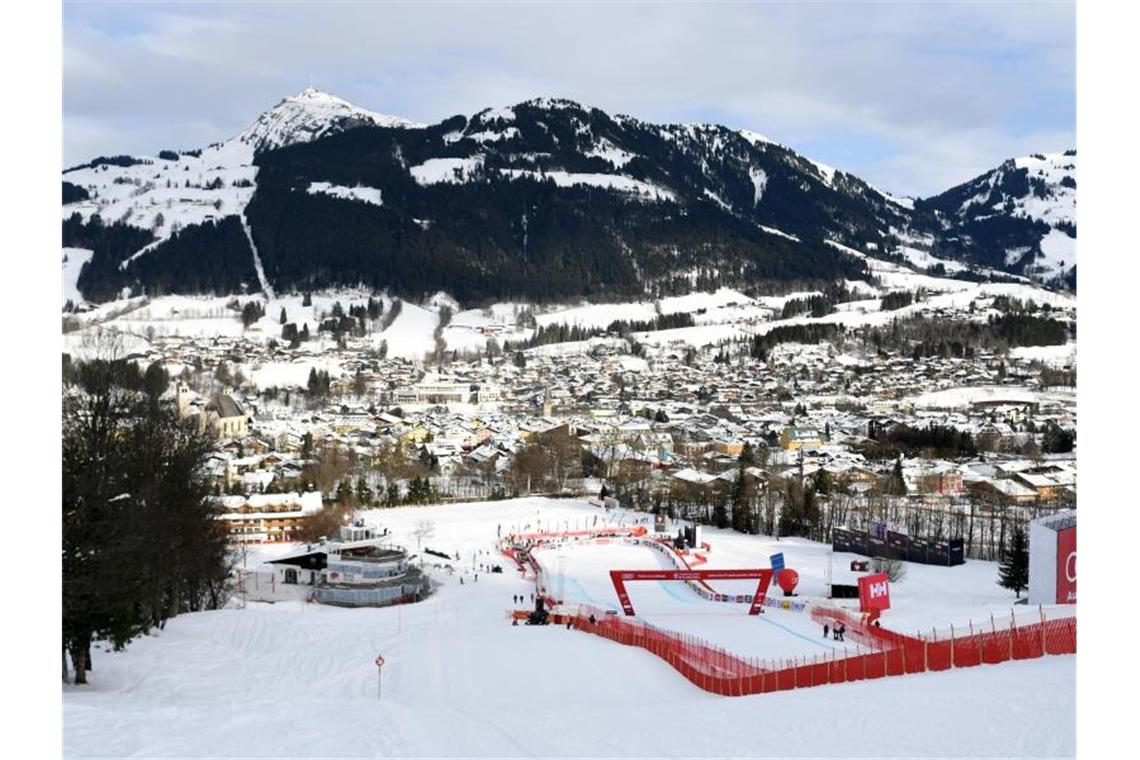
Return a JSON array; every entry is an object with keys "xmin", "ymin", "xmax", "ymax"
[
  {"xmin": 63, "ymin": 497, "xmax": 1074, "ymax": 758},
  {"xmin": 532, "ymin": 541, "xmax": 865, "ymax": 662}
]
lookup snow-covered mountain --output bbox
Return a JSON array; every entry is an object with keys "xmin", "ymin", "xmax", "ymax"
[
  {"xmin": 61, "ymin": 88, "xmax": 1075, "ymax": 306},
  {"xmin": 236, "ymin": 87, "xmax": 424, "ymax": 153},
  {"xmin": 61, "ymin": 88, "xmax": 419, "ymax": 245},
  {"xmin": 917, "ymin": 151, "xmax": 1076, "ymax": 286}
]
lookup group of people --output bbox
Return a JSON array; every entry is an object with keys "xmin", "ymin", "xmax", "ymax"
[
  {"xmin": 823, "ymin": 622, "xmax": 847, "ymax": 642},
  {"xmin": 512, "ymin": 593, "xmax": 535, "ymax": 605}
]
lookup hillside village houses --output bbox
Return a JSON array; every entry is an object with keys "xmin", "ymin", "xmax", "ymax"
[{"xmin": 106, "ymin": 313, "xmax": 1076, "ymax": 550}]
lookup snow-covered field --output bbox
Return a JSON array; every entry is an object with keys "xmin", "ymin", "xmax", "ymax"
[
  {"xmin": 63, "ymin": 497, "xmax": 1074, "ymax": 758},
  {"xmin": 906, "ymin": 384, "xmax": 1076, "ymax": 411},
  {"xmin": 60, "ymin": 243, "xmax": 1073, "ymax": 364},
  {"xmin": 62, "ymin": 248, "xmax": 93, "ymax": 308}
]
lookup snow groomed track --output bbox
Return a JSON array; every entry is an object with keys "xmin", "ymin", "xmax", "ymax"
[{"xmin": 518, "ymin": 525, "xmax": 1075, "ymax": 696}]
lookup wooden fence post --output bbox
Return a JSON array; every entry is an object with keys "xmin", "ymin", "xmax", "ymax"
[{"xmin": 950, "ymin": 623, "xmax": 955, "ymax": 667}]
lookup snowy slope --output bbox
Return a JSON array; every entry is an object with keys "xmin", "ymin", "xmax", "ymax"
[
  {"xmin": 61, "ymin": 88, "xmax": 421, "ymax": 301},
  {"xmin": 63, "ymin": 497, "xmax": 1074, "ymax": 759},
  {"xmin": 62, "ymin": 136, "xmax": 257, "ymax": 238},
  {"xmin": 62, "ymin": 247, "xmax": 93, "ymax": 307},
  {"xmin": 375, "ymin": 300, "xmax": 440, "ymax": 360},
  {"xmin": 920, "ymin": 150, "xmax": 1076, "ymax": 283},
  {"xmin": 62, "ymin": 87, "xmax": 412, "ymax": 239},
  {"xmin": 236, "ymin": 87, "xmax": 423, "ymax": 153},
  {"xmin": 307, "ymin": 182, "xmax": 383, "ymax": 206}
]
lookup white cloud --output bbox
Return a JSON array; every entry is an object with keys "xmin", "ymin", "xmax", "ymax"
[{"xmin": 62, "ymin": 1, "xmax": 1074, "ymax": 196}]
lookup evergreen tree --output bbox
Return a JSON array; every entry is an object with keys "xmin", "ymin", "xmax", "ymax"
[
  {"xmin": 885, "ymin": 458, "xmax": 908, "ymax": 496},
  {"xmin": 142, "ymin": 361, "xmax": 170, "ymax": 401},
  {"xmin": 355, "ymin": 475, "xmax": 373, "ymax": 507},
  {"xmin": 739, "ymin": 442, "xmax": 757, "ymax": 467},
  {"xmin": 730, "ymin": 461, "xmax": 753, "ymax": 533},
  {"xmin": 997, "ymin": 526, "xmax": 1030, "ymax": 598},
  {"xmin": 815, "ymin": 468, "xmax": 833, "ymax": 496},
  {"xmin": 279, "ymin": 308, "xmax": 287, "ymax": 325},
  {"xmin": 63, "ymin": 360, "xmax": 227, "ymax": 685},
  {"xmin": 335, "ymin": 479, "xmax": 354, "ymax": 505}
]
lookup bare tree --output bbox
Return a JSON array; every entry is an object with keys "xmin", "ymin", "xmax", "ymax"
[
  {"xmin": 412, "ymin": 518, "xmax": 436, "ymax": 551},
  {"xmin": 872, "ymin": 556, "xmax": 907, "ymax": 583}
]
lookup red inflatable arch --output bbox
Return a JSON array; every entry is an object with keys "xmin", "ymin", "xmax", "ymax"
[{"xmin": 609, "ymin": 568, "xmax": 774, "ymax": 616}]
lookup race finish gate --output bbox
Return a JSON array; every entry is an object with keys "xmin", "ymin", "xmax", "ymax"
[{"xmin": 609, "ymin": 568, "xmax": 774, "ymax": 616}]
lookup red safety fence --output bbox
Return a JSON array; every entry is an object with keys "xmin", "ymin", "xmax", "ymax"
[{"xmin": 571, "ymin": 603, "xmax": 1076, "ymax": 698}]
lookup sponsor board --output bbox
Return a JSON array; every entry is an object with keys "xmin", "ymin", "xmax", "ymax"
[
  {"xmin": 1057, "ymin": 526, "xmax": 1076, "ymax": 604},
  {"xmin": 858, "ymin": 572, "xmax": 891, "ymax": 612}
]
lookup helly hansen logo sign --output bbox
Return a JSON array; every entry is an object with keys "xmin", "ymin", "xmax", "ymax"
[{"xmin": 859, "ymin": 572, "xmax": 892, "ymax": 612}]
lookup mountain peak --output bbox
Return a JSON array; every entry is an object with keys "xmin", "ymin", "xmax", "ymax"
[
  {"xmin": 289, "ymin": 86, "xmax": 352, "ymax": 106},
  {"xmin": 236, "ymin": 87, "xmax": 423, "ymax": 153}
]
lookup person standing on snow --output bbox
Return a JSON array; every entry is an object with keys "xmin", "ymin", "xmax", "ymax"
[{"xmin": 823, "ymin": 623, "xmax": 830, "ymax": 639}]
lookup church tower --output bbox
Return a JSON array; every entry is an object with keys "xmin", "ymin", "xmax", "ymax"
[{"xmin": 176, "ymin": 380, "xmax": 191, "ymax": 419}]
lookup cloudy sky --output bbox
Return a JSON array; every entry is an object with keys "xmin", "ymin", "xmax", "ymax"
[{"xmin": 63, "ymin": 1, "xmax": 1074, "ymax": 197}]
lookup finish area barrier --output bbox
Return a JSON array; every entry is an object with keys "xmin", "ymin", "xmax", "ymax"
[{"xmin": 572, "ymin": 604, "xmax": 1076, "ymax": 697}]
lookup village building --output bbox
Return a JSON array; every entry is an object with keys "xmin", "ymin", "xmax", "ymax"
[{"xmin": 219, "ymin": 491, "xmax": 324, "ymax": 543}]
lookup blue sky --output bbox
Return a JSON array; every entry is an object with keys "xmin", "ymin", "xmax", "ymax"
[{"xmin": 63, "ymin": 1, "xmax": 1074, "ymax": 197}]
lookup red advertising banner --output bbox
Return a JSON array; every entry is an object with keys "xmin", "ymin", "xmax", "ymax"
[
  {"xmin": 858, "ymin": 572, "xmax": 891, "ymax": 612},
  {"xmin": 609, "ymin": 568, "xmax": 773, "ymax": 615},
  {"xmin": 1056, "ymin": 526, "xmax": 1076, "ymax": 604}
]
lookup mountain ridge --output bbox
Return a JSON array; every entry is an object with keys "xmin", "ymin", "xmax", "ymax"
[{"xmin": 62, "ymin": 88, "xmax": 1076, "ymax": 305}]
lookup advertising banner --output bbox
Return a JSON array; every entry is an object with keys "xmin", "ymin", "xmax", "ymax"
[
  {"xmin": 832, "ymin": 528, "xmax": 853, "ymax": 553},
  {"xmin": 770, "ymin": 552, "xmax": 785, "ymax": 572},
  {"xmin": 906, "ymin": 537, "xmax": 928, "ymax": 564},
  {"xmin": 886, "ymin": 531, "xmax": 908, "ymax": 559},
  {"xmin": 948, "ymin": 539, "xmax": 965, "ymax": 566},
  {"xmin": 1056, "ymin": 526, "xmax": 1076, "ymax": 604},
  {"xmin": 858, "ymin": 572, "xmax": 891, "ymax": 612},
  {"xmin": 929, "ymin": 541, "xmax": 950, "ymax": 566}
]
